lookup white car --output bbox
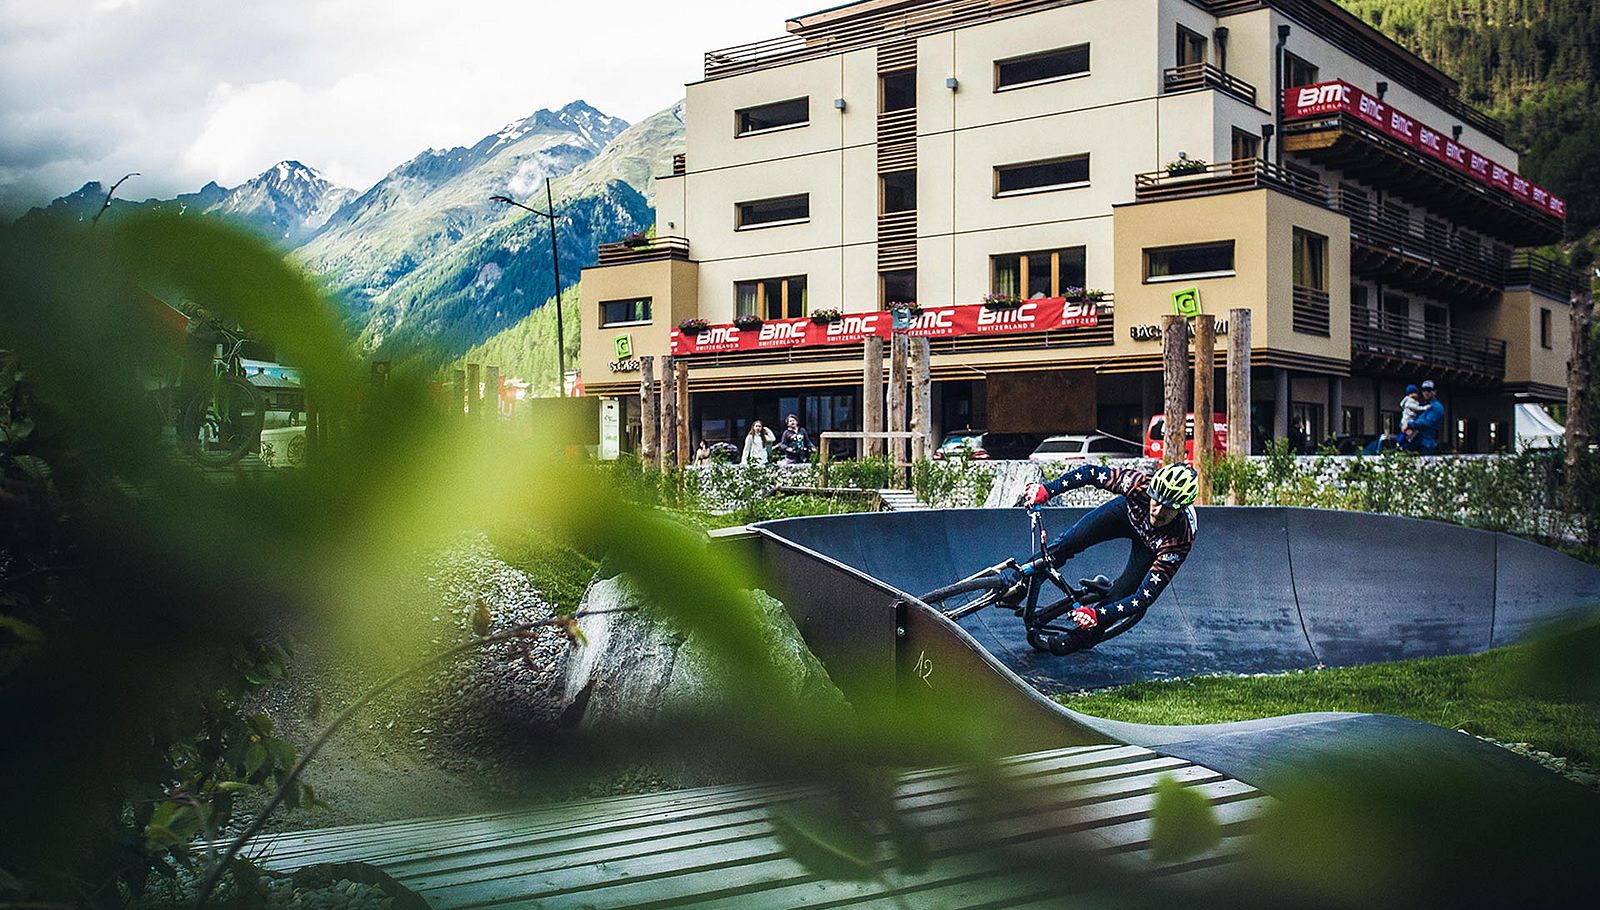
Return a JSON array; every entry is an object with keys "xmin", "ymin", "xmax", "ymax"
[{"xmin": 1028, "ymin": 434, "xmax": 1142, "ymax": 463}]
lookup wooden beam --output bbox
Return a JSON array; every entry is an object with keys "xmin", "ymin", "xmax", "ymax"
[
  {"xmin": 483, "ymin": 366, "xmax": 499, "ymax": 421},
  {"xmin": 465, "ymin": 363, "xmax": 480, "ymax": 419},
  {"xmin": 888, "ymin": 333, "xmax": 909, "ymax": 469},
  {"xmin": 1162, "ymin": 315, "xmax": 1190, "ymax": 466},
  {"xmin": 863, "ymin": 335, "xmax": 884, "ymax": 459},
  {"xmin": 660, "ymin": 357, "xmax": 678, "ymax": 468},
  {"xmin": 910, "ymin": 335, "xmax": 933, "ymax": 462},
  {"xmin": 1193, "ymin": 315, "xmax": 1216, "ymax": 503},
  {"xmin": 639, "ymin": 356, "xmax": 657, "ymax": 468},
  {"xmin": 1226, "ymin": 308, "xmax": 1251, "ymax": 505},
  {"xmin": 1569, "ymin": 286, "xmax": 1593, "ymax": 481},
  {"xmin": 675, "ymin": 359, "xmax": 691, "ymax": 466}
]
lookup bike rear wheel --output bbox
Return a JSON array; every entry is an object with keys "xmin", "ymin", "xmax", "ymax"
[
  {"xmin": 180, "ymin": 374, "xmax": 264, "ymax": 467},
  {"xmin": 919, "ymin": 572, "xmax": 1009, "ymax": 620}
]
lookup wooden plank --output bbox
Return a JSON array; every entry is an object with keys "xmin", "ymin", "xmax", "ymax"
[
  {"xmin": 888, "ymin": 333, "xmax": 909, "ymax": 474},
  {"xmin": 1193, "ymin": 314, "xmax": 1216, "ymax": 503},
  {"xmin": 638, "ymin": 355, "xmax": 657, "ymax": 468},
  {"xmin": 1226, "ymin": 308, "xmax": 1251, "ymax": 504},
  {"xmin": 1161, "ymin": 316, "xmax": 1189, "ymax": 465},
  {"xmin": 863, "ymin": 335, "xmax": 884, "ymax": 459},
  {"xmin": 659, "ymin": 356, "xmax": 678, "ymax": 467}
]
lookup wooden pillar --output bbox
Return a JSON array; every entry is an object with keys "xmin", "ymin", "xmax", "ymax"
[
  {"xmin": 888, "ymin": 333, "xmax": 909, "ymax": 467},
  {"xmin": 1227, "ymin": 309, "xmax": 1252, "ymax": 505},
  {"xmin": 1569, "ymin": 287, "xmax": 1593, "ymax": 478},
  {"xmin": 1193, "ymin": 314, "xmax": 1216, "ymax": 503},
  {"xmin": 1161, "ymin": 315, "xmax": 1190, "ymax": 465},
  {"xmin": 639, "ymin": 356, "xmax": 657, "ymax": 468},
  {"xmin": 483, "ymin": 366, "xmax": 500, "ymax": 420},
  {"xmin": 1273, "ymin": 368, "xmax": 1290, "ymax": 442},
  {"xmin": 675, "ymin": 360, "xmax": 690, "ymax": 464},
  {"xmin": 450, "ymin": 369, "xmax": 465, "ymax": 418},
  {"xmin": 911, "ymin": 336, "xmax": 933, "ymax": 462},
  {"xmin": 863, "ymin": 336, "xmax": 885, "ymax": 459},
  {"xmin": 660, "ymin": 356, "xmax": 678, "ymax": 468},
  {"xmin": 465, "ymin": 363, "xmax": 481, "ymax": 419}
]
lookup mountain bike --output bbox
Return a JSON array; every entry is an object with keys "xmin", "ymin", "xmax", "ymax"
[
  {"xmin": 178, "ymin": 318, "xmax": 264, "ymax": 467},
  {"xmin": 917, "ymin": 505, "xmax": 1136, "ymax": 656}
]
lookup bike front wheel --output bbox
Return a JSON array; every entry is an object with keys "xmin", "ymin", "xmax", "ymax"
[
  {"xmin": 180, "ymin": 374, "xmax": 264, "ymax": 467},
  {"xmin": 919, "ymin": 571, "xmax": 1009, "ymax": 620}
]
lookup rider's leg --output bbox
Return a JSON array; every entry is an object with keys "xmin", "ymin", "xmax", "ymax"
[{"xmin": 1039, "ymin": 497, "xmax": 1135, "ymax": 569}]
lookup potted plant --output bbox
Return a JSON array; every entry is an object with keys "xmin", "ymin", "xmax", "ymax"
[
  {"xmin": 621, "ymin": 230, "xmax": 650, "ymax": 248},
  {"xmin": 981, "ymin": 292, "xmax": 1022, "ymax": 311},
  {"xmin": 678, "ymin": 317, "xmax": 710, "ymax": 335},
  {"xmin": 887, "ymin": 300, "xmax": 922, "ymax": 317},
  {"xmin": 1084, "ymin": 288, "xmax": 1107, "ymax": 303},
  {"xmin": 1164, "ymin": 156, "xmax": 1209, "ymax": 176},
  {"xmin": 733, "ymin": 314, "xmax": 764, "ymax": 330},
  {"xmin": 809, "ymin": 308, "xmax": 843, "ymax": 325}
]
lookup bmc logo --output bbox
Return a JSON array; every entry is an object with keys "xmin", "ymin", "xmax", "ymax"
[
  {"xmin": 696, "ymin": 327, "xmax": 737, "ymax": 346},
  {"xmin": 977, "ymin": 303, "xmax": 1037, "ymax": 327},
  {"xmin": 1356, "ymin": 94, "xmax": 1386, "ymax": 121},
  {"xmin": 759, "ymin": 321, "xmax": 806, "ymax": 342},
  {"xmin": 826, "ymin": 314, "xmax": 881, "ymax": 336},
  {"xmin": 1296, "ymin": 84, "xmax": 1345, "ymax": 109},
  {"xmin": 1063, "ymin": 300, "xmax": 1096, "ymax": 320},
  {"xmin": 909, "ymin": 310, "xmax": 955, "ymax": 331},
  {"xmin": 1388, "ymin": 111, "xmax": 1414, "ymax": 135},
  {"xmin": 1418, "ymin": 126, "xmax": 1442, "ymax": 152}
]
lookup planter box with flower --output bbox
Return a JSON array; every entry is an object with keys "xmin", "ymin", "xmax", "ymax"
[
  {"xmin": 981, "ymin": 292, "xmax": 1023, "ymax": 311},
  {"xmin": 809, "ymin": 308, "xmax": 843, "ymax": 325},
  {"xmin": 621, "ymin": 230, "xmax": 651, "ymax": 248},
  {"xmin": 887, "ymin": 301, "xmax": 922, "ymax": 317},
  {"xmin": 1061, "ymin": 286, "xmax": 1108, "ymax": 304},
  {"xmin": 733, "ymin": 314, "xmax": 764, "ymax": 331},
  {"xmin": 1164, "ymin": 157, "xmax": 1210, "ymax": 177},
  {"xmin": 678, "ymin": 317, "xmax": 710, "ymax": 335}
]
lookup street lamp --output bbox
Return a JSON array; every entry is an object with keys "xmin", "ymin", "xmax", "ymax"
[{"xmin": 491, "ymin": 177, "xmax": 567, "ymax": 397}]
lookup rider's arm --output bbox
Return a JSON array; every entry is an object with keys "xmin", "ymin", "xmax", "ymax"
[
  {"xmin": 1098, "ymin": 546, "xmax": 1187, "ymax": 619},
  {"xmin": 1041, "ymin": 464, "xmax": 1138, "ymax": 500}
]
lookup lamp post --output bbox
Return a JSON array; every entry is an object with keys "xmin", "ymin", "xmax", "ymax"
[{"xmin": 490, "ymin": 177, "xmax": 567, "ymax": 397}]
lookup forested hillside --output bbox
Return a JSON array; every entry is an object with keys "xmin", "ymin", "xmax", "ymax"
[{"xmin": 1341, "ymin": 0, "xmax": 1600, "ymax": 245}]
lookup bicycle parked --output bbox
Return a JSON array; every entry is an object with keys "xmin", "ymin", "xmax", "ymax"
[{"xmin": 176, "ymin": 307, "xmax": 264, "ymax": 467}]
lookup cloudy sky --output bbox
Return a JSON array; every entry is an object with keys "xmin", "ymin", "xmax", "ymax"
[{"xmin": 0, "ymin": 0, "xmax": 800, "ymax": 216}]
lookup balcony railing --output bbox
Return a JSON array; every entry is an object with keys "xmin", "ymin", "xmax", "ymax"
[
  {"xmin": 1335, "ymin": 186, "xmax": 1512, "ymax": 292},
  {"xmin": 1505, "ymin": 250, "xmax": 1585, "ymax": 300},
  {"xmin": 1161, "ymin": 62, "xmax": 1256, "ymax": 105},
  {"xmin": 1133, "ymin": 157, "xmax": 1329, "ymax": 207},
  {"xmin": 1351, "ymin": 308, "xmax": 1507, "ymax": 381},
  {"xmin": 1292, "ymin": 286, "xmax": 1331, "ymax": 337},
  {"xmin": 595, "ymin": 236, "xmax": 691, "ymax": 266},
  {"xmin": 671, "ymin": 153, "xmax": 686, "ymax": 176}
]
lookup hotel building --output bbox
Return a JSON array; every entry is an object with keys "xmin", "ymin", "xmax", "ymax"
[{"xmin": 579, "ymin": 0, "xmax": 1578, "ymax": 453}]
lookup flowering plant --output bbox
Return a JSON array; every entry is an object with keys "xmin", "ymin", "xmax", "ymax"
[
  {"xmin": 887, "ymin": 301, "xmax": 922, "ymax": 316},
  {"xmin": 1165, "ymin": 157, "xmax": 1209, "ymax": 176},
  {"xmin": 981, "ymin": 292, "xmax": 1022, "ymax": 310},
  {"xmin": 733, "ymin": 314, "xmax": 765, "ymax": 330},
  {"xmin": 678, "ymin": 317, "xmax": 710, "ymax": 334},
  {"xmin": 809, "ymin": 308, "xmax": 843, "ymax": 324}
]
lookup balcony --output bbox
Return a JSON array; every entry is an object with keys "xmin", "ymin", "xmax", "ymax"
[
  {"xmin": 1504, "ymin": 250, "xmax": 1585, "ymax": 301},
  {"xmin": 1162, "ymin": 63, "xmax": 1256, "ymax": 106},
  {"xmin": 672, "ymin": 153, "xmax": 686, "ymax": 176},
  {"xmin": 1335, "ymin": 186, "xmax": 1510, "ymax": 300},
  {"xmin": 1133, "ymin": 157, "xmax": 1329, "ymax": 207},
  {"xmin": 595, "ymin": 236, "xmax": 691, "ymax": 266},
  {"xmin": 1351, "ymin": 308, "xmax": 1507, "ymax": 385},
  {"xmin": 1292, "ymin": 286, "xmax": 1331, "ymax": 337}
]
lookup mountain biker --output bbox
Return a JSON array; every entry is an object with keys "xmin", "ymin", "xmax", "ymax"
[{"xmin": 1013, "ymin": 462, "xmax": 1200, "ymax": 647}]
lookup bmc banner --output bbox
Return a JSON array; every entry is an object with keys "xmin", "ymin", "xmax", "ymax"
[
  {"xmin": 1282, "ymin": 80, "xmax": 1566, "ymax": 221},
  {"xmin": 669, "ymin": 297, "xmax": 1100, "ymax": 356}
]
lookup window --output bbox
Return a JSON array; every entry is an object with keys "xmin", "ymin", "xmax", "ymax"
[
  {"xmin": 599, "ymin": 297, "xmax": 651, "ymax": 327},
  {"xmin": 736, "ymin": 193, "xmax": 809, "ymax": 229},
  {"xmin": 1424, "ymin": 304, "xmax": 1448, "ymax": 341},
  {"xmin": 880, "ymin": 69, "xmax": 915, "ymax": 112},
  {"xmin": 1487, "ymin": 420, "xmax": 1504, "ymax": 451},
  {"xmin": 1230, "ymin": 128, "xmax": 1259, "ymax": 163},
  {"xmin": 994, "ymin": 154, "xmax": 1089, "ymax": 195},
  {"xmin": 1143, "ymin": 241, "xmax": 1234, "ymax": 282},
  {"xmin": 1177, "ymin": 26, "xmax": 1207, "ymax": 68},
  {"xmin": 881, "ymin": 170, "xmax": 916, "ymax": 214},
  {"xmin": 991, "ymin": 246, "xmax": 1086, "ymax": 298},
  {"xmin": 1341, "ymin": 406, "xmax": 1363, "ymax": 436},
  {"xmin": 1379, "ymin": 410, "xmax": 1400, "ymax": 435},
  {"xmin": 1283, "ymin": 51, "xmax": 1318, "ymax": 89},
  {"xmin": 1291, "ymin": 402, "xmax": 1323, "ymax": 445},
  {"xmin": 736, "ymin": 97, "xmax": 808, "ymax": 136},
  {"xmin": 736, "ymin": 275, "xmax": 807, "ymax": 320},
  {"xmin": 995, "ymin": 43, "xmax": 1090, "ymax": 90},
  {"xmin": 880, "ymin": 269, "xmax": 917, "ymax": 306},
  {"xmin": 1292, "ymin": 229, "xmax": 1327, "ymax": 291},
  {"xmin": 1541, "ymin": 307, "xmax": 1553, "ymax": 349}
]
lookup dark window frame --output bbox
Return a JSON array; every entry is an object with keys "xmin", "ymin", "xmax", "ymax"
[
  {"xmin": 880, "ymin": 170, "xmax": 916, "ymax": 214},
  {"xmin": 1283, "ymin": 51, "xmax": 1319, "ymax": 90},
  {"xmin": 735, "ymin": 97, "xmax": 810, "ymax": 137},
  {"xmin": 735, "ymin": 193, "xmax": 811, "ymax": 230},
  {"xmin": 994, "ymin": 43, "xmax": 1091, "ymax": 91},
  {"xmin": 990, "ymin": 246, "xmax": 1087, "ymax": 298},
  {"xmin": 599, "ymin": 297, "xmax": 652, "ymax": 328},
  {"xmin": 735, "ymin": 275, "xmax": 808, "ymax": 320},
  {"xmin": 880, "ymin": 69, "xmax": 916, "ymax": 113},
  {"xmin": 879, "ymin": 269, "xmax": 917, "ymax": 306},
  {"xmin": 1292, "ymin": 228, "xmax": 1328, "ymax": 292},
  {"xmin": 1540, "ymin": 307, "xmax": 1553, "ymax": 349},
  {"xmin": 1143, "ymin": 240, "xmax": 1236, "ymax": 283},
  {"xmin": 993, "ymin": 154, "xmax": 1090, "ymax": 197},
  {"xmin": 1177, "ymin": 25, "xmax": 1207, "ymax": 68}
]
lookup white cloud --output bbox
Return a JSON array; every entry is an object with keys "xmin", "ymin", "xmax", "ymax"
[{"xmin": 0, "ymin": 0, "xmax": 794, "ymax": 214}]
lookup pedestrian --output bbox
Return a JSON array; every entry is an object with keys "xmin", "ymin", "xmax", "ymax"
[
  {"xmin": 1407, "ymin": 379, "xmax": 1445, "ymax": 455},
  {"xmin": 1288, "ymin": 417, "xmax": 1311, "ymax": 455},
  {"xmin": 1398, "ymin": 383, "xmax": 1426, "ymax": 448},
  {"xmin": 692, "ymin": 439, "xmax": 712, "ymax": 466},
  {"xmin": 742, "ymin": 420, "xmax": 776, "ymax": 464},
  {"xmin": 777, "ymin": 413, "xmax": 816, "ymax": 464}
]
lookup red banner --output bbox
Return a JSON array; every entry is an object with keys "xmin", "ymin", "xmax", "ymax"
[
  {"xmin": 670, "ymin": 297, "xmax": 1100, "ymax": 357},
  {"xmin": 1282, "ymin": 80, "xmax": 1564, "ymax": 221}
]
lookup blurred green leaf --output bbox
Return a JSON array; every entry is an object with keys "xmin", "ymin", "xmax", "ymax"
[
  {"xmin": 1512, "ymin": 613, "xmax": 1600, "ymax": 704},
  {"xmin": 769, "ymin": 799, "xmax": 879, "ymax": 882},
  {"xmin": 0, "ymin": 616, "xmax": 45, "ymax": 643},
  {"xmin": 1149, "ymin": 774, "xmax": 1220, "ymax": 862}
]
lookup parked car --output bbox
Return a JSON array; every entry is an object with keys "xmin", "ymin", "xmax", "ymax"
[
  {"xmin": 1145, "ymin": 412, "xmax": 1227, "ymax": 460},
  {"xmin": 1028, "ymin": 434, "xmax": 1143, "ymax": 463},
  {"xmin": 933, "ymin": 431, "xmax": 1044, "ymax": 461}
]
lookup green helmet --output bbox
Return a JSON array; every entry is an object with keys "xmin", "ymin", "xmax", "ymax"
[{"xmin": 1151, "ymin": 462, "xmax": 1199, "ymax": 508}]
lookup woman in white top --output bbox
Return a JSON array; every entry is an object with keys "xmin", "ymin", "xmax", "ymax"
[{"xmin": 742, "ymin": 420, "xmax": 776, "ymax": 464}]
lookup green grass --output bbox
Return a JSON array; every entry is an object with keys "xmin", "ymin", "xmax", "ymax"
[
  {"xmin": 1064, "ymin": 646, "xmax": 1600, "ymax": 767},
  {"xmin": 489, "ymin": 529, "xmax": 599, "ymax": 616}
]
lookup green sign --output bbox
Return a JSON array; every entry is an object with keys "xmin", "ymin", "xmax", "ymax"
[
  {"xmin": 1171, "ymin": 287, "xmax": 1202, "ymax": 318},
  {"xmin": 613, "ymin": 334, "xmax": 634, "ymax": 359}
]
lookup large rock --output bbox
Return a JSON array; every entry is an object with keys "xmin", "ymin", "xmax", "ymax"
[{"xmin": 557, "ymin": 576, "xmax": 848, "ymax": 731}]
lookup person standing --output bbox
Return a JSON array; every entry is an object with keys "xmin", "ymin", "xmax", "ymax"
[
  {"xmin": 777, "ymin": 413, "xmax": 815, "ymax": 464},
  {"xmin": 742, "ymin": 420, "xmax": 776, "ymax": 464},
  {"xmin": 1408, "ymin": 379, "xmax": 1445, "ymax": 454},
  {"xmin": 692, "ymin": 439, "xmax": 712, "ymax": 466}
]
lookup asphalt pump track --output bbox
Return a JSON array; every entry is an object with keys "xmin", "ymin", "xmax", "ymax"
[{"xmin": 738, "ymin": 506, "xmax": 1600, "ymax": 801}]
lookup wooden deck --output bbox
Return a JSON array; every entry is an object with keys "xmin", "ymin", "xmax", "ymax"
[{"xmin": 254, "ymin": 745, "xmax": 1269, "ymax": 908}]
